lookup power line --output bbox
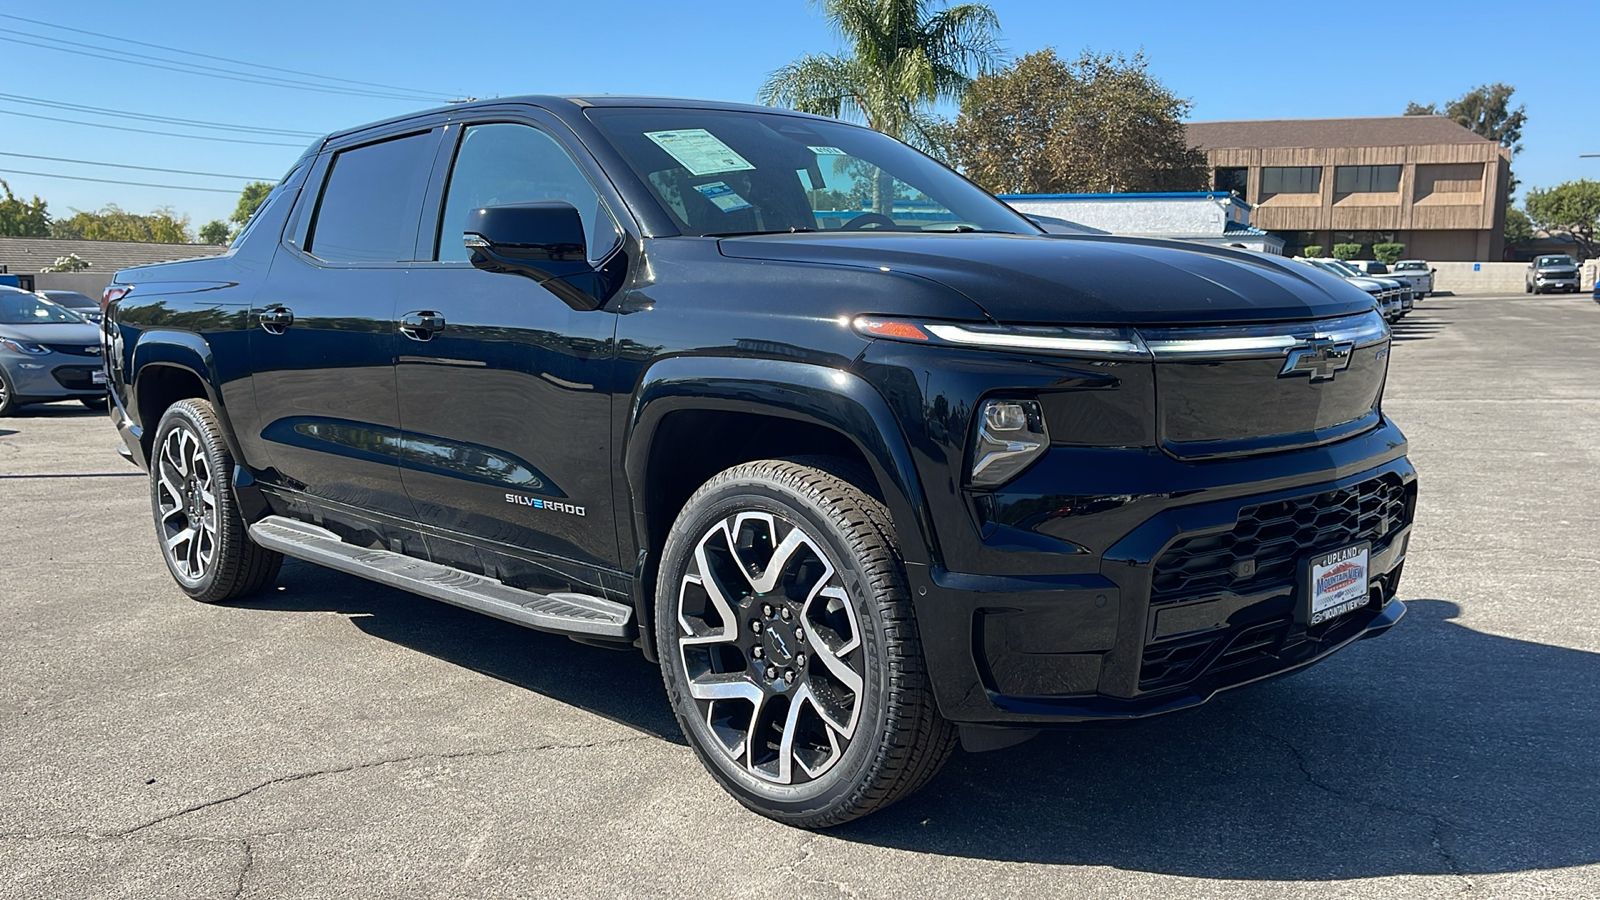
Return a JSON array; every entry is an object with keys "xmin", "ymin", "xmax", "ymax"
[
  {"xmin": 9, "ymin": 30, "xmax": 447, "ymax": 102},
  {"xmin": 0, "ymin": 168, "xmax": 243, "ymax": 194},
  {"xmin": 0, "ymin": 92, "xmax": 322, "ymax": 138},
  {"xmin": 0, "ymin": 12, "xmax": 459, "ymax": 101},
  {"xmin": 0, "ymin": 108, "xmax": 309, "ymax": 148},
  {"xmin": 0, "ymin": 151, "xmax": 274, "ymax": 182}
]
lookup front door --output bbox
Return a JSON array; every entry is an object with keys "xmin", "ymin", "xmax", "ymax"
[
  {"xmin": 397, "ymin": 120, "xmax": 625, "ymax": 584},
  {"xmin": 249, "ymin": 129, "xmax": 439, "ymax": 519}
]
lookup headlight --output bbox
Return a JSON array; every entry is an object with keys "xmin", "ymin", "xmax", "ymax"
[
  {"xmin": 0, "ymin": 338, "xmax": 50, "ymax": 355},
  {"xmin": 970, "ymin": 399, "xmax": 1048, "ymax": 488},
  {"xmin": 854, "ymin": 316, "xmax": 1147, "ymax": 358}
]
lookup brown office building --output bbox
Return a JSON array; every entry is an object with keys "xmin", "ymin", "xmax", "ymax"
[{"xmin": 1186, "ymin": 117, "xmax": 1511, "ymax": 261}]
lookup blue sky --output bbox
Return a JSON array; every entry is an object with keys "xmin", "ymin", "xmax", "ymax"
[{"xmin": 3, "ymin": 0, "xmax": 1592, "ymax": 231}]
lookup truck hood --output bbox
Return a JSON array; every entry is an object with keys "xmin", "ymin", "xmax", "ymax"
[
  {"xmin": 0, "ymin": 321, "xmax": 102, "ymax": 344},
  {"xmin": 717, "ymin": 232, "xmax": 1374, "ymax": 325}
]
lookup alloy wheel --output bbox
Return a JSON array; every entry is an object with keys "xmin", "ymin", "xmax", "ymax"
[
  {"xmin": 675, "ymin": 511, "xmax": 865, "ymax": 785},
  {"xmin": 155, "ymin": 423, "xmax": 218, "ymax": 581}
]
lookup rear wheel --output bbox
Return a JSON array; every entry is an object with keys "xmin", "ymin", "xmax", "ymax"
[
  {"xmin": 150, "ymin": 399, "xmax": 281, "ymax": 603},
  {"xmin": 656, "ymin": 459, "xmax": 956, "ymax": 827}
]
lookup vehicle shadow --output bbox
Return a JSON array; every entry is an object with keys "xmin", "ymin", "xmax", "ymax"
[
  {"xmin": 835, "ymin": 598, "xmax": 1600, "ymax": 879},
  {"xmin": 240, "ymin": 558, "xmax": 684, "ymax": 742},
  {"xmin": 6, "ymin": 402, "xmax": 104, "ymax": 418}
]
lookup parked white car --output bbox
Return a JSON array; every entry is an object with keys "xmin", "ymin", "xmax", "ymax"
[{"xmin": 1391, "ymin": 260, "xmax": 1435, "ymax": 297}]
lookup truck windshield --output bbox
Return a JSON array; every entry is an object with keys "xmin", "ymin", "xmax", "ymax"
[
  {"xmin": 587, "ymin": 108, "xmax": 1038, "ymax": 237},
  {"xmin": 1537, "ymin": 256, "xmax": 1576, "ymax": 267}
]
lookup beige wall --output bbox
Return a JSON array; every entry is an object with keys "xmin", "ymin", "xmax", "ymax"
[{"xmin": 1430, "ymin": 262, "xmax": 1526, "ymax": 294}]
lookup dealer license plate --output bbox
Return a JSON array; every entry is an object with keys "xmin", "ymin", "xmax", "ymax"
[
  {"xmin": 1307, "ymin": 543, "xmax": 1370, "ymax": 625},
  {"xmin": 92, "ymin": 370, "xmax": 107, "ymax": 385}
]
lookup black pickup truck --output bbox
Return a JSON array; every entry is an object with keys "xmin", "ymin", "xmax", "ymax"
[{"xmin": 104, "ymin": 96, "xmax": 1415, "ymax": 827}]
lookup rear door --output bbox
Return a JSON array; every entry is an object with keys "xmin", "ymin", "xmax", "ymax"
[
  {"xmin": 249, "ymin": 127, "xmax": 441, "ymax": 518},
  {"xmin": 395, "ymin": 113, "xmax": 627, "ymax": 585}
]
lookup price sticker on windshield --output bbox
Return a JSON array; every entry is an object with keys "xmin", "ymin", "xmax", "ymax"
[{"xmin": 645, "ymin": 129, "xmax": 755, "ymax": 176}]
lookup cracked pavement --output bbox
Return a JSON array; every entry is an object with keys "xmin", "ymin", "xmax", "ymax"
[{"xmin": 2, "ymin": 294, "xmax": 1598, "ymax": 898}]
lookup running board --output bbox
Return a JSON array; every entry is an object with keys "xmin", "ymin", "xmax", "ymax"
[{"xmin": 247, "ymin": 516, "xmax": 633, "ymax": 640}]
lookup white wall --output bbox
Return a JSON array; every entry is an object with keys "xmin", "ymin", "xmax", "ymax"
[
  {"xmin": 1005, "ymin": 196, "xmax": 1233, "ymax": 235},
  {"xmin": 1430, "ymin": 262, "xmax": 1527, "ymax": 294},
  {"xmin": 33, "ymin": 272, "xmax": 111, "ymax": 298}
]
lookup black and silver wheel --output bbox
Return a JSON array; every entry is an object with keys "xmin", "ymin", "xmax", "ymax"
[
  {"xmin": 0, "ymin": 369, "xmax": 18, "ymax": 416},
  {"xmin": 151, "ymin": 399, "xmax": 281, "ymax": 603},
  {"xmin": 657, "ymin": 459, "xmax": 956, "ymax": 827}
]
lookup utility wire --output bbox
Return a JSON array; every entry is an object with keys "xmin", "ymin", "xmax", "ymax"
[
  {"xmin": 0, "ymin": 168, "xmax": 242, "ymax": 194},
  {"xmin": 0, "ymin": 12, "xmax": 459, "ymax": 101},
  {"xmin": 0, "ymin": 92, "xmax": 322, "ymax": 137},
  {"xmin": 0, "ymin": 108, "xmax": 309, "ymax": 148},
  {"xmin": 0, "ymin": 151, "xmax": 274, "ymax": 182},
  {"xmin": 9, "ymin": 30, "xmax": 447, "ymax": 102}
]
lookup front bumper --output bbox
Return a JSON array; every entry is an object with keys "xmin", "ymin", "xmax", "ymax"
[
  {"xmin": 1536, "ymin": 275, "xmax": 1580, "ymax": 290},
  {"xmin": 0, "ymin": 355, "xmax": 107, "ymax": 403},
  {"xmin": 904, "ymin": 429, "xmax": 1415, "ymax": 727}
]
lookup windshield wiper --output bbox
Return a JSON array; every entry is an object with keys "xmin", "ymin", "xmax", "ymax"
[{"xmin": 706, "ymin": 227, "xmax": 816, "ymax": 237}]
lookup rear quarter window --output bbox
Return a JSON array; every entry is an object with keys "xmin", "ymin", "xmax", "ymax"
[{"xmin": 306, "ymin": 132, "xmax": 436, "ymax": 263}]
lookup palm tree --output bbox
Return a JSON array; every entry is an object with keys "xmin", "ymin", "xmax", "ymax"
[{"xmin": 759, "ymin": 0, "xmax": 1003, "ymax": 215}]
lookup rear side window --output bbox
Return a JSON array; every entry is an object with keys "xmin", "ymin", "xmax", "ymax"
[
  {"xmin": 435, "ymin": 123, "xmax": 620, "ymax": 263},
  {"xmin": 306, "ymin": 132, "xmax": 436, "ymax": 262}
]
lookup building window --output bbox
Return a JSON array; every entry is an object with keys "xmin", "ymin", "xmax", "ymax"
[
  {"xmin": 1274, "ymin": 231, "xmax": 1320, "ymax": 256},
  {"xmin": 1261, "ymin": 166, "xmax": 1321, "ymax": 195},
  {"xmin": 1334, "ymin": 165, "xmax": 1401, "ymax": 194},
  {"xmin": 1214, "ymin": 167, "xmax": 1248, "ymax": 197}
]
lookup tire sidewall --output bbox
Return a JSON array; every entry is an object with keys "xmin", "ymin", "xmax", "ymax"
[
  {"xmin": 657, "ymin": 474, "xmax": 893, "ymax": 821},
  {"xmin": 150, "ymin": 401, "xmax": 230, "ymax": 597}
]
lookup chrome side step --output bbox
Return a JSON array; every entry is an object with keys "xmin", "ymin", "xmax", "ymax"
[{"xmin": 247, "ymin": 516, "xmax": 633, "ymax": 640}]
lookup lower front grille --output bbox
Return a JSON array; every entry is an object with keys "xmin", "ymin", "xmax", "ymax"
[
  {"xmin": 51, "ymin": 366, "xmax": 101, "ymax": 390},
  {"xmin": 1149, "ymin": 473, "xmax": 1410, "ymax": 607}
]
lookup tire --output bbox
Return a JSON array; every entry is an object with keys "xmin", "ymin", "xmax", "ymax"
[
  {"xmin": 80, "ymin": 395, "xmax": 108, "ymax": 411},
  {"xmin": 1525, "ymin": 283, "xmax": 1532, "ymax": 294},
  {"xmin": 150, "ymin": 399, "xmax": 282, "ymax": 603},
  {"xmin": 0, "ymin": 369, "xmax": 18, "ymax": 416},
  {"xmin": 656, "ymin": 458, "xmax": 957, "ymax": 828}
]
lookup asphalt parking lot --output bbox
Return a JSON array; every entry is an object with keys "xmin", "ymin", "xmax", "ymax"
[{"xmin": 3, "ymin": 292, "xmax": 1598, "ymax": 899}]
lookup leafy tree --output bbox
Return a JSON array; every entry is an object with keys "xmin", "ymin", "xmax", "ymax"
[
  {"xmin": 231, "ymin": 182, "xmax": 274, "ymax": 227},
  {"xmin": 759, "ymin": 0, "xmax": 1003, "ymax": 212},
  {"xmin": 1373, "ymin": 243, "xmax": 1406, "ymax": 264},
  {"xmin": 944, "ymin": 48, "xmax": 1208, "ymax": 195},
  {"xmin": 1406, "ymin": 83, "xmax": 1527, "ymax": 195},
  {"xmin": 1525, "ymin": 180, "xmax": 1600, "ymax": 260},
  {"xmin": 50, "ymin": 204, "xmax": 192, "ymax": 243},
  {"xmin": 0, "ymin": 179, "xmax": 51, "ymax": 237},
  {"xmin": 199, "ymin": 220, "xmax": 233, "ymax": 245},
  {"xmin": 1331, "ymin": 243, "xmax": 1362, "ymax": 261},
  {"xmin": 1504, "ymin": 206, "xmax": 1534, "ymax": 248}
]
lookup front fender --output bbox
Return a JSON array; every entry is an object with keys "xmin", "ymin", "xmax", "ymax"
[{"xmin": 625, "ymin": 355, "xmax": 939, "ymax": 569}]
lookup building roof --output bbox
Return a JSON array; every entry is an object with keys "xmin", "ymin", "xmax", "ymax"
[
  {"xmin": 1185, "ymin": 116, "xmax": 1493, "ymax": 151},
  {"xmin": 0, "ymin": 237, "xmax": 227, "ymax": 275}
]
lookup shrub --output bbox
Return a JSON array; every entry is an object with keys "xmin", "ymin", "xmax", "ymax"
[
  {"xmin": 42, "ymin": 253, "xmax": 90, "ymax": 273},
  {"xmin": 1303, "ymin": 245, "xmax": 1323, "ymax": 257},
  {"xmin": 1331, "ymin": 243, "xmax": 1362, "ymax": 261},
  {"xmin": 1373, "ymin": 243, "xmax": 1406, "ymax": 264}
]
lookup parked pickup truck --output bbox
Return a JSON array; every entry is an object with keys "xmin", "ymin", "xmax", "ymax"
[
  {"xmin": 1526, "ymin": 254, "xmax": 1582, "ymax": 294},
  {"xmin": 103, "ymin": 95, "xmax": 1415, "ymax": 827},
  {"xmin": 1390, "ymin": 260, "xmax": 1435, "ymax": 297}
]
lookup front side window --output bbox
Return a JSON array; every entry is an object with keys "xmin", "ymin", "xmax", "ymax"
[
  {"xmin": 436, "ymin": 123, "xmax": 620, "ymax": 262},
  {"xmin": 1334, "ymin": 165, "xmax": 1402, "ymax": 194},
  {"xmin": 1261, "ymin": 166, "xmax": 1321, "ymax": 195},
  {"xmin": 305, "ymin": 132, "xmax": 436, "ymax": 263},
  {"xmin": 589, "ymin": 109, "xmax": 1037, "ymax": 236}
]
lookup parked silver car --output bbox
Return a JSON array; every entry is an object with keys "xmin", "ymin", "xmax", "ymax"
[
  {"xmin": 0, "ymin": 286, "xmax": 107, "ymax": 414},
  {"xmin": 1525, "ymin": 255, "xmax": 1581, "ymax": 294}
]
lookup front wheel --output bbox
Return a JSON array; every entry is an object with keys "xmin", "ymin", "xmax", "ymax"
[
  {"xmin": 150, "ymin": 399, "xmax": 282, "ymax": 603},
  {"xmin": 656, "ymin": 459, "xmax": 956, "ymax": 827}
]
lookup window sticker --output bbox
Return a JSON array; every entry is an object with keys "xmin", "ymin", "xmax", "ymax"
[
  {"xmin": 693, "ymin": 181, "xmax": 754, "ymax": 213},
  {"xmin": 808, "ymin": 146, "xmax": 847, "ymax": 156},
  {"xmin": 645, "ymin": 129, "xmax": 756, "ymax": 176}
]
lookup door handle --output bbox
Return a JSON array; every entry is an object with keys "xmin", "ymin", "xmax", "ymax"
[
  {"xmin": 258, "ymin": 306, "xmax": 294, "ymax": 334},
  {"xmin": 399, "ymin": 311, "xmax": 446, "ymax": 342}
]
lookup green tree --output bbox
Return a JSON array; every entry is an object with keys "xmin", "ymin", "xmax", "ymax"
[
  {"xmin": 1373, "ymin": 242, "xmax": 1406, "ymax": 265},
  {"xmin": 1331, "ymin": 243, "xmax": 1362, "ymax": 261},
  {"xmin": 944, "ymin": 49, "xmax": 1207, "ymax": 195},
  {"xmin": 758, "ymin": 0, "xmax": 1003, "ymax": 213},
  {"xmin": 51, "ymin": 204, "xmax": 192, "ymax": 243},
  {"xmin": 0, "ymin": 179, "xmax": 51, "ymax": 237},
  {"xmin": 230, "ymin": 182, "xmax": 274, "ymax": 228},
  {"xmin": 1525, "ymin": 180, "xmax": 1600, "ymax": 260},
  {"xmin": 1406, "ymin": 84, "xmax": 1527, "ymax": 195},
  {"xmin": 1504, "ymin": 206, "xmax": 1534, "ymax": 248},
  {"xmin": 199, "ymin": 219, "xmax": 233, "ymax": 245}
]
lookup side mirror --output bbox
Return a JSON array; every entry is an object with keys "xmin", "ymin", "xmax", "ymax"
[{"xmin": 464, "ymin": 202, "xmax": 601, "ymax": 310}]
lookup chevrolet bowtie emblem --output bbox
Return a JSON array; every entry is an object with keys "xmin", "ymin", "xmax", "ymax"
[{"xmin": 1280, "ymin": 337, "xmax": 1353, "ymax": 382}]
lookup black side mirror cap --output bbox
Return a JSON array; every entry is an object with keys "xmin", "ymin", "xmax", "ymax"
[{"xmin": 464, "ymin": 202, "xmax": 602, "ymax": 310}]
